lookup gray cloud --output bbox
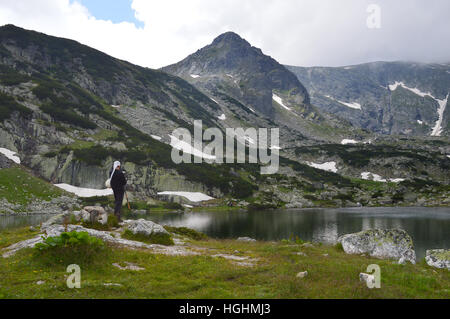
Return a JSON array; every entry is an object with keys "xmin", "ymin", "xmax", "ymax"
[{"xmin": 0, "ymin": 0, "xmax": 449, "ymax": 68}]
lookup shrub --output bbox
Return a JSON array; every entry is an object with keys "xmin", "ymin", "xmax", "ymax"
[
  {"xmin": 122, "ymin": 229, "xmax": 174, "ymax": 246},
  {"xmin": 34, "ymin": 231, "xmax": 105, "ymax": 265},
  {"xmin": 164, "ymin": 226, "xmax": 208, "ymax": 241},
  {"xmin": 334, "ymin": 242, "xmax": 344, "ymax": 252},
  {"xmin": 0, "ymin": 92, "xmax": 32, "ymax": 121}
]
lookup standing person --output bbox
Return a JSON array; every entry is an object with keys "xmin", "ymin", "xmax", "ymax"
[{"xmin": 109, "ymin": 161, "xmax": 127, "ymax": 222}]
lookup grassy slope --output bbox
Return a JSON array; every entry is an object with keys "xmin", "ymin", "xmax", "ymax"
[
  {"xmin": 0, "ymin": 227, "xmax": 448, "ymax": 299},
  {"xmin": 0, "ymin": 167, "xmax": 67, "ymax": 205}
]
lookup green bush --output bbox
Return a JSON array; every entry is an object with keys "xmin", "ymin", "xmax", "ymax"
[
  {"xmin": 0, "ymin": 92, "xmax": 32, "ymax": 121},
  {"xmin": 164, "ymin": 226, "xmax": 208, "ymax": 241},
  {"xmin": 0, "ymin": 65, "xmax": 31, "ymax": 86},
  {"xmin": 122, "ymin": 229, "xmax": 174, "ymax": 246},
  {"xmin": 34, "ymin": 231, "xmax": 105, "ymax": 265}
]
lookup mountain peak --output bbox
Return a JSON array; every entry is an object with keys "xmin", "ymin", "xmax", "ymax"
[{"xmin": 211, "ymin": 31, "xmax": 250, "ymax": 47}]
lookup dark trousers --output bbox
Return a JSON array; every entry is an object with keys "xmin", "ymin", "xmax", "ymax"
[{"xmin": 113, "ymin": 188, "xmax": 125, "ymax": 220}]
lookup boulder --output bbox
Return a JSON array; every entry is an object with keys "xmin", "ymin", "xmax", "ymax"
[
  {"xmin": 237, "ymin": 237, "xmax": 257, "ymax": 242},
  {"xmin": 82, "ymin": 206, "xmax": 108, "ymax": 225},
  {"xmin": 41, "ymin": 211, "xmax": 71, "ymax": 228},
  {"xmin": 338, "ymin": 229, "xmax": 416, "ymax": 264},
  {"xmin": 296, "ymin": 271, "xmax": 308, "ymax": 278},
  {"xmin": 425, "ymin": 249, "xmax": 450, "ymax": 270},
  {"xmin": 359, "ymin": 273, "xmax": 375, "ymax": 286},
  {"xmin": 124, "ymin": 219, "xmax": 169, "ymax": 237}
]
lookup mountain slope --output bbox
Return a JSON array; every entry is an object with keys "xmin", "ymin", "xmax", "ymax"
[
  {"xmin": 0, "ymin": 25, "xmax": 449, "ymax": 209},
  {"xmin": 163, "ymin": 32, "xmax": 360, "ymax": 144},
  {"xmin": 287, "ymin": 62, "xmax": 450, "ymax": 136},
  {"xmin": 0, "ymin": 24, "xmax": 258, "ymax": 199}
]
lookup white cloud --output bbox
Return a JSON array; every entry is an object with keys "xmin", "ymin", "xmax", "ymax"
[{"xmin": 0, "ymin": 0, "xmax": 449, "ymax": 69}]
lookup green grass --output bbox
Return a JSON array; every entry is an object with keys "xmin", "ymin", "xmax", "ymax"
[
  {"xmin": 164, "ymin": 226, "xmax": 208, "ymax": 241},
  {"xmin": 0, "ymin": 227, "xmax": 448, "ymax": 299},
  {"xmin": 122, "ymin": 229, "xmax": 174, "ymax": 246},
  {"xmin": 0, "ymin": 167, "xmax": 67, "ymax": 205}
]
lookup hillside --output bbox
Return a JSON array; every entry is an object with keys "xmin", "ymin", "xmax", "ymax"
[
  {"xmin": 0, "ymin": 25, "xmax": 449, "ymax": 209},
  {"xmin": 287, "ymin": 62, "xmax": 450, "ymax": 136},
  {"xmin": 163, "ymin": 31, "xmax": 360, "ymax": 144}
]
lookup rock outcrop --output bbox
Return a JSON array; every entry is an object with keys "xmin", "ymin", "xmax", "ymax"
[
  {"xmin": 123, "ymin": 219, "xmax": 169, "ymax": 237},
  {"xmin": 2, "ymin": 224, "xmax": 196, "ymax": 258},
  {"xmin": 338, "ymin": 229, "xmax": 416, "ymax": 264},
  {"xmin": 81, "ymin": 206, "xmax": 108, "ymax": 225},
  {"xmin": 425, "ymin": 249, "xmax": 450, "ymax": 270}
]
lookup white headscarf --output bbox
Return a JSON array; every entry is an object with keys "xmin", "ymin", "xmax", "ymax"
[{"xmin": 110, "ymin": 161, "xmax": 121, "ymax": 180}]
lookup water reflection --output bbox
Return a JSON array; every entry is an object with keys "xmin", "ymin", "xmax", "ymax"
[
  {"xmin": 2, "ymin": 207, "xmax": 449, "ymax": 260},
  {"xmin": 0, "ymin": 214, "xmax": 51, "ymax": 231}
]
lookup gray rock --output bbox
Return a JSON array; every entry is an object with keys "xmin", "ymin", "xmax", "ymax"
[
  {"xmin": 82, "ymin": 206, "xmax": 108, "ymax": 225},
  {"xmin": 338, "ymin": 229, "xmax": 416, "ymax": 264},
  {"xmin": 124, "ymin": 219, "xmax": 169, "ymax": 237},
  {"xmin": 359, "ymin": 273, "xmax": 375, "ymax": 286},
  {"xmin": 237, "ymin": 237, "xmax": 257, "ymax": 242},
  {"xmin": 425, "ymin": 249, "xmax": 450, "ymax": 270},
  {"xmin": 112, "ymin": 262, "xmax": 145, "ymax": 271},
  {"xmin": 296, "ymin": 271, "xmax": 308, "ymax": 278},
  {"xmin": 3, "ymin": 224, "xmax": 196, "ymax": 258}
]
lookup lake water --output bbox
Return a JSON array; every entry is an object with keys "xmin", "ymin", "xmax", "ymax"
[
  {"xmin": 0, "ymin": 214, "xmax": 52, "ymax": 231},
  {"xmin": 2, "ymin": 207, "xmax": 449, "ymax": 260},
  {"xmin": 128, "ymin": 207, "xmax": 450, "ymax": 260}
]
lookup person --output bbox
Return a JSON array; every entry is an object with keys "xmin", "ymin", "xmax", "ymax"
[{"xmin": 109, "ymin": 161, "xmax": 127, "ymax": 222}]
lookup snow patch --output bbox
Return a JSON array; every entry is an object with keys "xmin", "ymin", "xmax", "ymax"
[
  {"xmin": 54, "ymin": 184, "xmax": 113, "ymax": 198},
  {"xmin": 431, "ymin": 94, "xmax": 449, "ymax": 136},
  {"xmin": 341, "ymin": 139, "xmax": 359, "ymax": 145},
  {"xmin": 169, "ymin": 135, "xmax": 216, "ymax": 160},
  {"xmin": 307, "ymin": 161, "xmax": 338, "ymax": 173},
  {"xmin": 417, "ymin": 120, "xmax": 424, "ymax": 125},
  {"xmin": 190, "ymin": 74, "xmax": 200, "ymax": 79},
  {"xmin": 273, "ymin": 94, "xmax": 291, "ymax": 111},
  {"xmin": 390, "ymin": 178, "xmax": 406, "ymax": 183},
  {"xmin": 361, "ymin": 172, "xmax": 387, "ymax": 183},
  {"xmin": 248, "ymin": 107, "xmax": 256, "ymax": 113},
  {"xmin": 211, "ymin": 98, "xmax": 219, "ymax": 104},
  {"xmin": 0, "ymin": 147, "xmax": 20, "ymax": 164},
  {"xmin": 218, "ymin": 114, "xmax": 226, "ymax": 121},
  {"xmin": 389, "ymin": 82, "xmax": 448, "ymax": 136},
  {"xmin": 111, "ymin": 105, "xmax": 120, "ymax": 108},
  {"xmin": 151, "ymin": 135, "xmax": 162, "ymax": 141},
  {"xmin": 389, "ymin": 81, "xmax": 434, "ymax": 98},
  {"xmin": 157, "ymin": 191, "xmax": 214, "ymax": 202},
  {"xmin": 325, "ymin": 95, "xmax": 361, "ymax": 110},
  {"xmin": 361, "ymin": 173, "xmax": 404, "ymax": 183}
]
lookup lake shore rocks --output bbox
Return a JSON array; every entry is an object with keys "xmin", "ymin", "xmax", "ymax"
[
  {"xmin": 425, "ymin": 249, "xmax": 450, "ymax": 270},
  {"xmin": 2, "ymin": 223, "xmax": 197, "ymax": 258},
  {"xmin": 123, "ymin": 219, "xmax": 169, "ymax": 237},
  {"xmin": 0, "ymin": 196, "xmax": 79, "ymax": 216},
  {"xmin": 338, "ymin": 229, "xmax": 416, "ymax": 264}
]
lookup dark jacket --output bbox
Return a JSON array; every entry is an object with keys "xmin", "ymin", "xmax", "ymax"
[{"xmin": 110, "ymin": 168, "xmax": 127, "ymax": 192}]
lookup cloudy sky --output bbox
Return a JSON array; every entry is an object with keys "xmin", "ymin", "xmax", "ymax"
[{"xmin": 0, "ymin": 0, "xmax": 449, "ymax": 69}]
